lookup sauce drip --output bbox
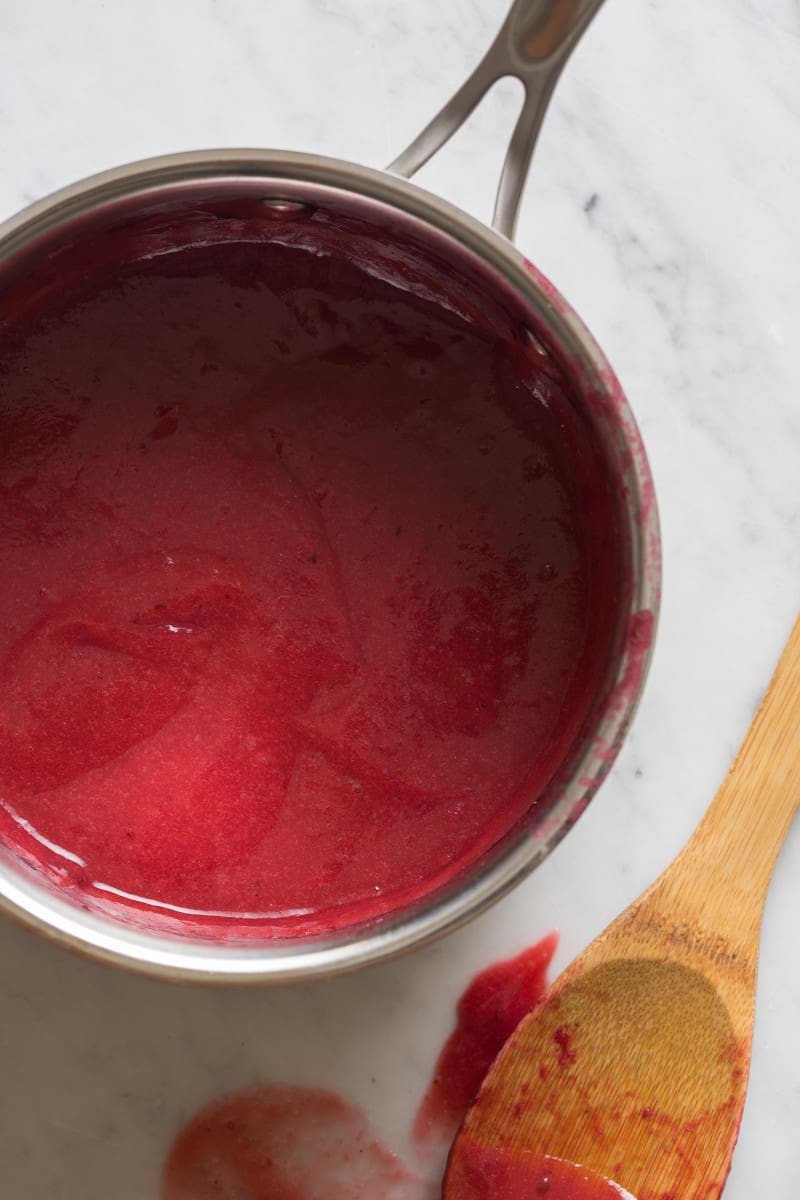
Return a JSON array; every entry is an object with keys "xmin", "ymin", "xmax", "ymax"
[{"xmin": 414, "ymin": 933, "xmax": 558, "ymax": 1151}]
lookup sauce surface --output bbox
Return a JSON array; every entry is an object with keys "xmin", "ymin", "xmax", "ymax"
[{"xmin": 0, "ymin": 210, "xmax": 619, "ymax": 934}]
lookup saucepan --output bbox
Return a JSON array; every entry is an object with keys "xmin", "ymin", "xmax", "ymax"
[{"xmin": 0, "ymin": 0, "xmax": 660, "ymax": 981}]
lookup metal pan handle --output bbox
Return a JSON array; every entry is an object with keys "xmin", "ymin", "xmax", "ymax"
[{"xmin": 388, "ymin": 0, "xmax": 605, "ymax": 241}]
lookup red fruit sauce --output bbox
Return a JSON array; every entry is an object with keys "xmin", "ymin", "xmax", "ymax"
[
  {"xmin": 414, "ymin": 932, "xmax": 558, "ymax": 1150},
  {"xmin": 161, "ymin": 1084, "xmax": 420, "ymax": 1200},
  {"xmin": 0, "ymin": 204, "xmax": 621, "ymax": 935},
  {"xmin": 160, "ymin": 933, "xmax": 640, "ymax": 1199},
  {"xmin": 445, "ymin": 1142, "xmax": 635, "ymax": 1200},
  {"xmin": 162, "ymin": 1091, "xmax": 635, "ymax": 1200},
  {"xmin": 161, "ymin": 934, "xmax": 562, "ymax": 1200}
]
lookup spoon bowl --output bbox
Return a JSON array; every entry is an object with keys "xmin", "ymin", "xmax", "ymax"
[{"xmin": 446, "ymin": 613, "xmax": 800, "ymax": 1198}]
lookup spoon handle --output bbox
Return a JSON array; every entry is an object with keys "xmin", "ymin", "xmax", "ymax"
[{"xmin": 654, "ymin": 612, "xmax": 800, "ymax": 946}]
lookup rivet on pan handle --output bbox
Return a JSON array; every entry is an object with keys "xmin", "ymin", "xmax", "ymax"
[{"xmin": 388, "ymin": 0, "xmax": 605, "ymax": 241}]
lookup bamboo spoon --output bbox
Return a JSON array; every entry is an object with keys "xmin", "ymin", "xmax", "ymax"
[{"xmin": 444, "ymin": 613, "xmax": 800, "ymax": 1200}]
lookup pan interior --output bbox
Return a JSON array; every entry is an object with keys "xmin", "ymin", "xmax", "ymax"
[{"xmin": 0, "ymin": 172, "xmax": 637, "ymax": 969}]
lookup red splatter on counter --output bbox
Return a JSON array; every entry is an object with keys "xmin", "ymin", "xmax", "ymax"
[
  {"xmin": 413, "ymin": 932, "xmax": 558, "ymax": 1150},
  {"xmin": 0, "ymin": 205, "xmax": 622, "ymax": 936},
  {"xmin": 161, "ymin": 1084, "xmax": 421, "ymax": 1200},
  {"xmin": 160, "ymin": 932, "xmax": 564, "ymax": 1199}
]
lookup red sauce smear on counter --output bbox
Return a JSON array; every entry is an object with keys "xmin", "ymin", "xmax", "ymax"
[
  {"xmin": 161, "ymin": 932, "xmax": 563, "ymax": 1198},
  {"xmin": 0, "ymin": 207, "xmax": 620, "ymax": 934},
  {"xmin": 414, "ymin": 932, "xmax": 558, "ymax": 1151},
  {"xmin": 162, "ymin": 1084, "xmax": 421, "ymax": 1200},
  {"xmin": 162, "ymin": 1089, "xmax": 635, "ymax": 1200},
  {"xmin": 160, "ymin": 934, "xmax": 638, "ymax": 1198},
  {"xmin": 445, "ymin": 1142, "xmax": 635, "ymax": 1199}
]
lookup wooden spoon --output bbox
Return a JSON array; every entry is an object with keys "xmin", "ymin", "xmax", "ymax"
[{"xmin": 445, "ymin": 613, "xmax": 800, "ymax": 1200}]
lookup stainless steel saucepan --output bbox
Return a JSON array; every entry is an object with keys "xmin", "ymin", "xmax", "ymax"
[{"xmin": 0, "ymin": 0, "xmax": 660, "ymax": 982}]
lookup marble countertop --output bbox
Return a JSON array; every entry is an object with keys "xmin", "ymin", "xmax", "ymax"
[{"xmin": 1, "ymin": 1, "xmax": 799, "ymax": 1196}]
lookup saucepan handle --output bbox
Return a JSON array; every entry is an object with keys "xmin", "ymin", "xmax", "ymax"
[{"xmin": 388, "ymin": 0, "xmax": 605, "ymax": 241}]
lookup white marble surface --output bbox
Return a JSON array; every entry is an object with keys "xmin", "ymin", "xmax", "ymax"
[{"xmin": 1, "ymin": 0, "xmax": 800, "ymax": 1196}]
